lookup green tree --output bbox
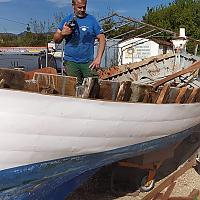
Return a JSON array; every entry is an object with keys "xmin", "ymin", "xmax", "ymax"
[{"xmin": 143, "ymin": 0, "xmax": 200, "ymax": 54}]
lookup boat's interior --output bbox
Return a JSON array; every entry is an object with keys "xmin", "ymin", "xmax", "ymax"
[{"xmin": 0, "ymin": 65, "xmax": 200, "ymax": 104}]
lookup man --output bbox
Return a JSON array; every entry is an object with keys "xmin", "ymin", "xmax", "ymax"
[{"xmin": 53, "ymin": 0, "xmax": 106, "ymax": 85}]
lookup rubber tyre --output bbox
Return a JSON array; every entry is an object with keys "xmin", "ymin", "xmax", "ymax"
[{"xmin": 140, "ymin": 176, "xmax": 155, "ymax": 192}]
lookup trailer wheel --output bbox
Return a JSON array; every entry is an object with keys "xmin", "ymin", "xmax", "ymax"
[{"xmin": 140, "ymin": 176, "xmax": 155, "ymax": 192}]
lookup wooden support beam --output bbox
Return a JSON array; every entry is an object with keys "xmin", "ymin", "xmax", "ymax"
[
  {"xmin": 161, "ymin": 181, "xmax": 176, "ymax": 200},
  {"xmin": 141, "ymin": 155, "xmax": 197, "ymax": 200}
]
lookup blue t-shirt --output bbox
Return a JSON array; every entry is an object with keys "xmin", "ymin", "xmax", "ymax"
[{"xmin": 58, "ymin": 14, "xmax": 103, "ymax": 63}]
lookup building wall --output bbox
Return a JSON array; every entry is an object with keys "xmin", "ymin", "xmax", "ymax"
[{"xmin": 118, "ymin": 38, "xmax": 172, "ymax": 65}]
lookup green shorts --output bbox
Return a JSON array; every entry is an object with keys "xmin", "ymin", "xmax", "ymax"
[{"xmin": 64, "ymin": 61, "xmax": 98, "ymax": 85}]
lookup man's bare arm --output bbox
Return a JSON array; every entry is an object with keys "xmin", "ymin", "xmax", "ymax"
[
  {"xmin": 89, "ymin": 34, "xmax": 106, "ymax": 69},
  {"xmin": 53, "ymin": 23, "xmax": 73, "ymax": 44}
]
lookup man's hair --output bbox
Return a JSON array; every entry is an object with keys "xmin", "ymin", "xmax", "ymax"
[{"xmin": 72, "ymin": 0, "xmax": 87, "ymax": 5}]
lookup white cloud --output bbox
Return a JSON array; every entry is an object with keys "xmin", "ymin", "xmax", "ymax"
[{"xmin": 47, "ymin": 0, "xmax": 70, "ymax": 7}]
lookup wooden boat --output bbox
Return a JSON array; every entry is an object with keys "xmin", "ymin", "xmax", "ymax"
[
  {"xmin": 98, "ymin": 52, "xmax": 200, "ymax": 87},
  {"xmin": 0, "ymin": 54, "xmax": 200, "ymax": 199}
]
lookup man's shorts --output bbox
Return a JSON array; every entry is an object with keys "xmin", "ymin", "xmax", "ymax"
[{"xmin": 64, "ymin": 61, "xmax": 98, "ymax": 85}]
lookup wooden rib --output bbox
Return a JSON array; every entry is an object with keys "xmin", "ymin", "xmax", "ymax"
[
  {"xmin": 116, "ymin": 81, "xmax": 131, "ymax": 101},
  {"xmin": 153, "ymin": 60, "xmax": 200, "ymax": 89},
  {"xmin": 175, "ymin": 87, "xmax": 188, "ymax": 104},
  {"xmin": 186, "ymin": 88, "xmax": 200, "ymax": 103},
  {"xmin": 156, "ymin": 84, "xmax": 171, "ymax": 104}
]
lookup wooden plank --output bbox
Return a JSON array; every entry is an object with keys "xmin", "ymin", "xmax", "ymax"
[
  {"xmin": 153, "ymin": 60, "xmax": 200, "ymax": 89},
  {"xmin": 141, "ymin": 155, "xmax": 197, "ymax": 200},
  {"xmin": 116, "ymin": 81, "xmax": 131, "ymax": 101},
  {"xmin": 175, "ymin": 87, "xmax": 188, "ymax": 104},
  {"xmin": 156, "ymin": 84, "xmax": 170, "ymax": 104},
  {"xmin": 0, "ymin": 68, "xmax": 25, "ymax": 90},
  {"xmin": 186, "ymin": 88, "xmax": 200, "ymax": 103}
]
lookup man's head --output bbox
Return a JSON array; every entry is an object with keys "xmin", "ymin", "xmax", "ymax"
[{"xmin": 72, "ymin": 0, "xmax": 87, "ymax": 18}]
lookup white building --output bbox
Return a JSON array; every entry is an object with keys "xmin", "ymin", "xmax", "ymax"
[{"xmin": 118, "ymin": 37, "xmax": 173, "ymax": 65}]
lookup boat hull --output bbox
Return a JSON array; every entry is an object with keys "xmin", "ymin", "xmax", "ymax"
[
  {"xmin": 1, "ymin": 89, "xmax": 200, "ymax": 170},
  {"xmin": 0, "ymin": 126, "xmax": 198, "ymax": 200},
  {"xmin": 1, "ymin": 89, "xmax": 200, "ymax": 199}
]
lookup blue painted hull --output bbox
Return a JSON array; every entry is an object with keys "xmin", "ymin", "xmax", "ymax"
[{"xmin": 0, "ymin": 128, "xmax": 195, "ymax": 200}]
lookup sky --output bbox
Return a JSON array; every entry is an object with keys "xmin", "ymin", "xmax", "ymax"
[{"xmin": 0, "ymin": 0, "xmax": 173, "ymax": 34}]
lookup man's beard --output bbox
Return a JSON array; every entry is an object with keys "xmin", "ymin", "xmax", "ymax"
[{"xmin": 76, "ymin": 11, "xmax": 86, "ymax": 18}]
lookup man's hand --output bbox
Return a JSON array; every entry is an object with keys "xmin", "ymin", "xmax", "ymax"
[
  {"xmin": 61, "ymin": 22, "xmax": 73, "ymax": 36},
  {"xmin": 89, "ymin": 57, "xmax": 101, "ymax": 70},
  {"xmin": 89, "ymin": 34, "xmax": 106, "ymax": 70},
  {"xmin": 53, "ymin": 22, "xmax": 73, "ymax": 43}
]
